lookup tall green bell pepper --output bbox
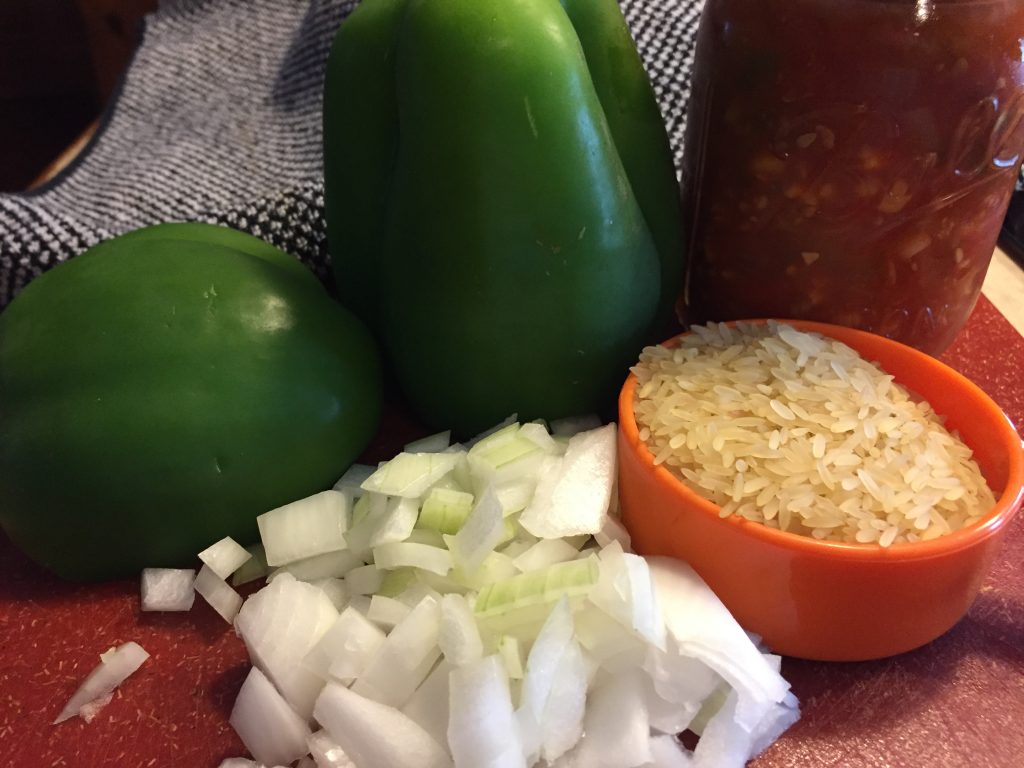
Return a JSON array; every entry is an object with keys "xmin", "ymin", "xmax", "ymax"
[
  {"xmin": 0, "ymin": 223, "xmax": 381, "ymax": 581},
  {"xmin": 324, "ymin": 0, "xmax": 682, "ymax": 437}
]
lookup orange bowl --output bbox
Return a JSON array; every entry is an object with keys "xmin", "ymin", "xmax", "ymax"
[{"xmin": 618, "ymin": 319, "xmax": 1024, "ymax": 661}]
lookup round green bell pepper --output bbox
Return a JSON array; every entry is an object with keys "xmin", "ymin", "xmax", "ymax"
[{"xmin": 0, "ymin": 223, "xmax": 382, "ymax": 581}]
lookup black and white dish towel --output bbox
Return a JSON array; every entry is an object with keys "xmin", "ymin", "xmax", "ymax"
[{"xmin": 0, "ymin": 0, "xmax": 704, "ymax": 309}]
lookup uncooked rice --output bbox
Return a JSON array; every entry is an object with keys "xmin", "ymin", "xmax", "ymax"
[{"xmin": 631, "ymin": 321, "xmax": 996, "ymax": 546}]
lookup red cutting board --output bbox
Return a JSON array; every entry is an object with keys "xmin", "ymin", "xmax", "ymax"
[{"xmin": 1, "ymin": 296, "xmax": 1021, "ymax": 768}]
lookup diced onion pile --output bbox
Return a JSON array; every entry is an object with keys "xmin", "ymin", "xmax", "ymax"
[{"xmin": 132, "ymin": 419, "xmax": 799, "ymax": 767}]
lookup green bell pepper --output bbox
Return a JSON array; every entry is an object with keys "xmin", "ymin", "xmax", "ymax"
[
  {"xmin": 324, "ymin": 0, "xmax": 682, "ymax": 437},
  {"xmin": 0, "ymin": 223, "xmax": 381, "ymax": 581}
]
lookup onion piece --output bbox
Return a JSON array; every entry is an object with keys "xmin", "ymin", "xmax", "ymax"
[
  {"xmin": 232, "ymin": 544, "xmax": 270, "ymax": 586},
  {"xmin": 473, "ymin": 556, "xmax": 599, "ymax": 637},
  {"xmin": 511, "ymin": 538, "xmax": 579, "ymax": 573},
  {"xmin": 519, "ymin": 424, "xmax": 616, "ymax": 538},
  {"xmin": 447, "ymin": 655, "xmax": 525, "ymax": 768},
  {"xmin": 234, "ymin": 573, "xmax": 338, "ymax": 719},
  {"xmin": 497, "ymin": 636, "xmax": 525, "ymax": 680},
  {"xmin": 333, "ymin": 463, "xmax": 377, "ymax": 498},
  {"xmin": 465, "ymin": 414, "xmax": 518, "ymax": 448},
  {"xmin": 258, "ymin": 490, "xmax": 350, "ymax": 566},
  {"xmin": 402, "ymin": 659, "xmax": 452, "ymax": 748},
  {"xmin": 140, "ymin": 568, "xmax": 195, "ymax": 612},
  {"xmin": 691, "ymin": 688, "xmax": 800, "ymax": 768},
  {"xmin": 647, "ymin": 558, "xmax": 792, "ymax": 732},
  {"xmin": 439, "ymin": 594, "xmax": 484, "ymax": 668},
  {"xmin": 445, "ymin": 485, "xmax": 505, "ymax": 574},
  {"xmin": 518, "ymin": 597, "xmax": 576, "ymax": 760},
  {"xmin": 573, "ymin": 668, "xmax": 653, "ymax": 768},
  {"xmin": 373, "ymin": 542, "xmax": 453, "ymax": 577},
  {"xmin": 518, "ymin": 422, "xmax": 563, "ymax": 455},
  {"xmin": 310, "ymin": 578, "xmax": 350, "ymax": 611},
  {"xmin": 310, "ymin": 606, "xmax": 387, "ymax": 684},
  {"xmin": 368, "ymin": 496, "xmax": 419, "ymax": 548},
  {"xmin": 194, "ymin": 565, "xmax": 244, "ymax": 623},
  {"xmin": 345, "ymin": 564, "xmax": 384, "ymax": 596},
  {"xmin": 309, "ymin": 728, "xmax": 357, "ymax": 768},
  {"xmin": 595, "ymin": 514, "xmax": 632, "ymax": 551},
  {"xmin": 313, "ymin": 681, "xmax": 453, "ymax": 768},
  {"xmin": 418, "ymin": 488, "xmax": 476, "ymax": 534},
  {"xmin": 198, "ymin": 536, "xmax": 253, "ymax": 580},
  {"xmin": 54, "ymin": 642, "xmax": 149, "ymax": 724},
  {"xmin": 351, "ymin": 595, "xmax": 442, "ymax": 708},
  {"xmin": 589, "ymin": 542, "xmax": 666, "ymax": 651},
  {"xmin": 405, "ymin": 430, "xmax": 452, "ymax": 453},
  {"xmin": 270, "ymin": 549, "xmax": 363, "ymax": 583},
  {"xmin": 367, "ymin": 595, "xmax": 412, "ymax": 629},
  {"xmin": 466, "ymin": 424, "xmax": 547, "ymax": 493},
  {"xmin": 361, "ymin": 451, "xmax": 462, "ymax": 498},
  {"xmin": 229, "ymin": 666, "xmax": 312, "ymax": 767}
]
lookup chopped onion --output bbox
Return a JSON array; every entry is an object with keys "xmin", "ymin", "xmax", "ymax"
[
  {"xmin": 446, "ymin": 484, "xmax": 505, "ymax": 573},
  {"xmin": 361, "ymin": 451, "xmax": 463, "ymax": 498},
  {"xmin": 373, "ymin": 542, "xmax": 453, "ymax": 577},
  {"xmin": 448, "ymin": 655, "xmax": 525, "ymax": 768},
  {"xmin": 466, "ymin": 424, "xmax": 547, "ymax": 493},
  {"xmin": 308, "ymin": 728, "xmax": 357, "ymax": 768},
  {"xmin": 54, "ymin": 642, "xmax": 149, "ymax": 724},
  {"xmin": 351, "ymin": 595, "xmax": 442, "ymax": 708},
  {"xmin": 518, "ymin": 598, "xmax": 586, "ymax": 763},
  {"xmin": 439, "ymin": 594, "xmax": 484, "ymax": 668},
  {"xmin": 647, "ymin": 558, "xmax": 791, "ymax": 732},
  {"xmin": 572, "ymin": 668, "xmax": 653, "ymax": 768},
  {"xmin": 234, "ymin": 573, "xmax": 338, "ymax": 719},
  {"xmin": 198, "ymin": 536, "xmax": 253, "ymax": 579},
  {"xmin": 405, "ymin": 430, "xmax": 452, "ymax": 453},
  {"xmin": 333, "ymin": 463, "xmax": 377, "ymax": 498},
  {"xmin": 194, "ymin": 565, "xmax": 243, "ymax": 623},
  {"xmin": 589, "ymin": 542, "xmax": 666, "ymax": 651},
  {"xmin": 367, "ymin": 594, "xmax": 412, "ymax": 628},
  {"xmin": 345, "ymin": 564, "xmax": 384, "ymax": 596},
  {"xmin": 368, "ymin": 496, "xmax": 420, "ymax": 548},
  {"xmin": 180, "ymin": 420, "xmax": 799, "ymax": 767},
  {"xmin": 418, "ymin": 487, "xmax": 476, "ymax": 534},
  {"xmin": 497, "ymin": 636, "xmax": 525, "ymax": 680},
  {"xmin": 519, "ymin": 424, "xmax": 616, "ymax": 538},
  {"xmin": 258, "ymin": 490, "xmax": 349, "ymax": 566},
  {"xmin": 512, "ymin": 538, "xmax": 579, "ymax": 573},
  {"xmin": 270, "ymin": 549, "xmax": 363, "ymax": 582},
  {"xmin": 311, "ymin": 606, "xmax": 386, "ymax": 683},
  {"xmin": 232, "ymin": 544, "xmax": 270, "ymax": 586},
  {"xmin": 229, "ymin": 666, "xmax": 312, "ymax": 767},
  {"xmin": 140, "ymin": 568, "xmax": 195, "ymax": 612},
  {"xmin": 313, "ymin": 681, "xmax": 453, "ymax": 768},
  {"xmin": 401, "ymin": 659, "xmax": 452, "ymax": 748},
  {"xmin": 311, "ymin": 577, "xmax": 350, "ymax": 611}
]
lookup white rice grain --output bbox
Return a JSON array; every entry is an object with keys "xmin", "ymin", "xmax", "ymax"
[{"xmin": 631, "ymin": 322, "xmax": 995, "ymax": 547}]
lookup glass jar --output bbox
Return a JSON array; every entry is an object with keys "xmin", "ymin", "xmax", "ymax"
[{"xmin": 680, "ymin": 0, "xmax": 1024, "ymax": 355}]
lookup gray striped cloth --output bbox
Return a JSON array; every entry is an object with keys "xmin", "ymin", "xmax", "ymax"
[{"xmin": 0, "ymin": 0, "xmax": 704, "ymax": 309}]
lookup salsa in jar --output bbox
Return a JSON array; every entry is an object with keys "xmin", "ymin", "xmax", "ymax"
[{"xmin": 680, "ymin": 0, "xmax": 1024, "ymax": 354}]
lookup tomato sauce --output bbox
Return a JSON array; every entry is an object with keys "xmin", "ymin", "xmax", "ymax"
[{"xmin": 680, "ymin": 0, "xmax": 1024, "ymax": 354}]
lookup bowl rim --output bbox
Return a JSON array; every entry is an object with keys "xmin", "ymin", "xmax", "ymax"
[{"xmin": 619, "ymin": 318, "xmax": 1024, "ymax": 563}]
